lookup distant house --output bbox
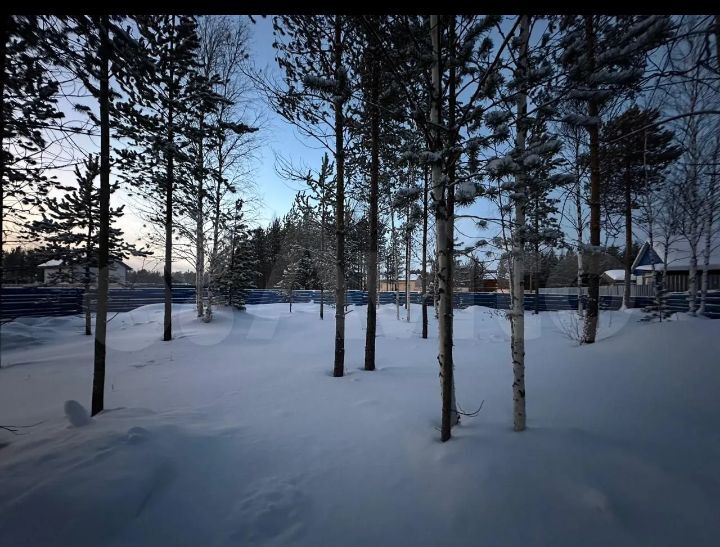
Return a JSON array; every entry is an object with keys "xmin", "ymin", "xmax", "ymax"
[
  {"xmin": 37, "ymin": 259, "xmax": 132, "ymax": 286},
  {"xmin": 601, "ymin": 269, "xmax": 636, "ymax": 286},
  {"xmin": 380, "ymin": 273, "xmax": 423, "ymax": 293},
  {"xmin": 632, "ymin": 238, "xmax": 720, "ymax": 292},
  {"xmin": 379, "ymin": 272, "xmax": 498, "ymax": 293}
]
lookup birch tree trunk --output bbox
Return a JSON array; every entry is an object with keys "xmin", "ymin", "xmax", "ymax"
[
  {"xmin": 0, "ymin": 16, "xmax": 6, "ymax": 369},
  {"xmin": 433, "ymin": 251, "xmax": 439, "ymax": 319},
  {"xmin": 204, "ymin": 139, "xmax": 223, "ymax": 322},
  {"xmin": 195, "ymin": 119, "xmax": 205, "ymax": 318},
  {"xmin": 511, "ymin": 14, "xmax": 530, "ymax": 432}
]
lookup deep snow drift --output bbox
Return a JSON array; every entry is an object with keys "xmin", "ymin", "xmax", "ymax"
[{"xmin": 1, "ymin": 303, "xmax": 719, "ymax": 546}]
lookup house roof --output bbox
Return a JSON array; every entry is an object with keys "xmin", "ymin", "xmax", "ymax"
[
  {"xmin": 37, "ymin": 259, "xmax": 133, "ymax": 270},
  {"xmin": 633, "ymin": 236, "xmax": 720, "ymax": 273},
  {"xmin": 37, "ymin": 259, "xmax": 63, "ymax": 268},
  {"xmin": 602, "ymin": 269, "xmax": 636, "ymax": 282}
]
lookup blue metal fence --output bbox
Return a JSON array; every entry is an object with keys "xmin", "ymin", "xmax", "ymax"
[{"xmin": 2, "ymin": 286, "xmax": 719, "ymax": 322}]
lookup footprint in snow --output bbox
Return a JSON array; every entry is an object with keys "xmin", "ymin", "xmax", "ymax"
[{"xmin": 228, "ymin": 477, "xmax": 310, "ymax": 544}]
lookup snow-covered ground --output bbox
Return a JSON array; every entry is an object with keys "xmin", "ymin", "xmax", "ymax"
[{"xmin": 1, "ymin": 303, "xmax": 719, "ymax": 546}]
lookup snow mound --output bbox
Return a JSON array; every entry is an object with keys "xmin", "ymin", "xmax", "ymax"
[{"xmin": 64, "ymin": 400, "xmax": 91, "ymax": 427}]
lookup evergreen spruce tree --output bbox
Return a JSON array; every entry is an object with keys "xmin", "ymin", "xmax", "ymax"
[
  {"xmin": 28, "ymin": 154, "xmax": 146, "ymax": 335},
  {"xmin": 115, "ymin": 15, "xmax": 203, "ymax": 341},
  {"xmin": 600, "ymin": 107, "xmax": 680, "ymax": 309},
  {"xmin": 557, "ymin": 15, "xmax": 673, "ymax": 342},
  {"xmin": 215, "ymin": 199, "xmax": 255, "ymax": 310},
  {"xmin": 1, "ymin": 16, "xmax": 65, "ymax": 368},
  {"xmin": 271, "ymin": 15, "xmax": 356, "ymax": 377}
]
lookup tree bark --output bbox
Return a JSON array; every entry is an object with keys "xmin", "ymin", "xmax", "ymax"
[
  {"xmin": 583, "ymin": 15, "xmax": 601, "ymax": 344},
  {"xmin": 533, "ymin": 194, "xmax": 540, "ymax": 315},
  {"xmin": 364, "ymin": 52, "xmax": 379, "ymax": 371},
  {"xmin": 195, "ymin": 117, "xmax": 205, "ymax": 318},
  {"xmin": 576, "ymin": 150, "xmax": 584, "ymax": 315},
  {"xmin": 405, "ymin": 201, "xmax": 411, "ymax": 322},
  {"xmin": 421, "ymin": 165, "xmax": 429, "ymax": 339},
  {"xmin": 333, "ymin": 15, "xmax": 345, "ymax": 378},
  {"xmin": 163, "ymin": 17, "xmax": 176, "ymax": 342},
  {"xmin": 699, "ymin": 171, "xmax": 716, "ymax": 315},
  {"xmin": 623, "ymin": 172, "xmax": 632, "ymax": 309},
  {"xmin": 91, "ymin": 15, "xmax": 110, "ymax": 416},
  {"xmin": 320, "ymin": 200, "xmax": 325, "ymax": 320},
  {"xmin": 511, "ymin": 14, "xmax": 530, "ymax": 432},
  {"xmin": 688, "ymin": 245, "xmax": 698, "ymax": 316},
  {"xmin": 390, "ymin": 205, "xmax": 400, "ymax": 320},
  {"xmin": 431, "ymin": 14, "xmax": 458, "ymax": 442},
  {"xmin": 0, "ymin": 16, "xmax": 7, "ymax": 369},
  {"xmin": 84, "ymin": 197, "xmax": 93, "ymax": 336}
]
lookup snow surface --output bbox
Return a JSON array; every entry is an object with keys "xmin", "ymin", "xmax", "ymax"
[{"xmin": 1, "ymin": 303, "xmax": 720, "ymax": 546}]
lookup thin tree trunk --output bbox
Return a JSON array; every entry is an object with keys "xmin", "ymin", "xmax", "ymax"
[
  {"xmin": 583, "ymin": 15, "xmax": 601, "ymax": 344},
  {"xmin": 533, "ymin": 195, "xmax": 540, "ymax": 315},
  {"xmin": 320, "ymin": 201, "xmax": 325, "ymax": 320},
  {"xmin": 432, "ymin": 14, "xmax": 458, "ymax": 442},
  {"xmin": 623, "ymin": 173, "xmax": 632, "ymax": 309},
  {"xmin": 405, "ymin": 202, "xmax": 411, "ymax": 322},
  {"xmin": 433, "ymin": 252, "xmax": 439, "ymax": 319},
  {"xmin": 364, "ymin": 53, "xmax": 379, "ymax": 371},
  {"xmin": 84, "ymin": 182, "xmax": 94, "ymax": 336},
  {"xmin": 0, "ymin": 15, "xmax": 7, "ymax": 369},
  {"xmin": 91, "ymin": 16, "xmax": 110, "ymax": 416},
  {"xmin": 421, "ymin": 165, "xmax": 429, "ymax": 338},
  {"xmin": 205, "ymin": 141, "xmax": 223, "ymax": 321},
  {"xmin": 688, "ymin": 243, "xmax": 698, "ymax": 315},
  {"xmin": 511, "ymin": 14, "xmax": 530, "ymax": 432},
  {"xmin": 163, "ymin": 17, "xmax": 175, "ymax": 342},
  {"xmin": 84, "ymin": 281, "xmax": 92, "ymax": 335},
  {"xmin": 445, "ymin": 15, "xmax": 459, "ymax": 429},
  {"xmin": 390, "ymin": 206, "xmax": 400, "ymax": 320},
  {"xmin": 195, "ymin": 117, "xmax": 205, "ymax": 318},
  {"xmin": 332, "ymin": 15, "xmax": 345, "ymax": 377},
  {"xmin": 84, "ymin": 241, "xmax": 92, "ymax": 335},
  {"xmin": 699, "ymin": 160, "xmax": 716, "ymax": 315},
  {"xmin": 576, "ymin": 177, "xmax": 584, "ymax": 315}
]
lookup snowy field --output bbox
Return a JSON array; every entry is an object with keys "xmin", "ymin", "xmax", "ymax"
[{"xmin": 1, "ymin": 303, "xmax": 720, "ymax": 547}]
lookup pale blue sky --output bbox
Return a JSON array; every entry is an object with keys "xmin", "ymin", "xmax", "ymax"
[
  {"xmin": 39, "ymin": 16, "xmax": 517, "ymax": 273},
  {"xmin": 247, "ymin": 16, "xmax": 326, "ymax": 224}
]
